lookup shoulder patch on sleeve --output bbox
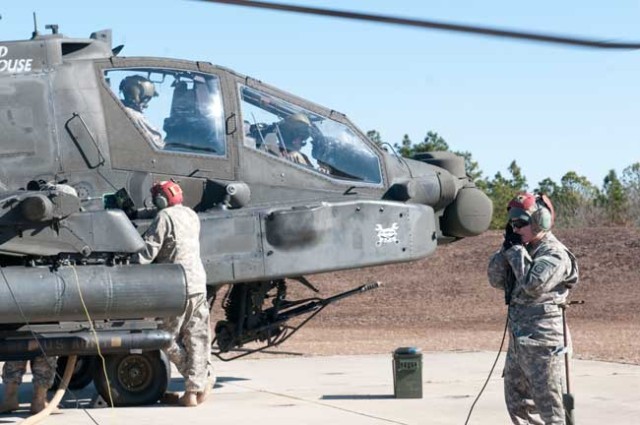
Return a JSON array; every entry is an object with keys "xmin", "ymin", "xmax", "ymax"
[{"xmin": 529, "ymin": 256, "xmax": 561, "ymax": 282}]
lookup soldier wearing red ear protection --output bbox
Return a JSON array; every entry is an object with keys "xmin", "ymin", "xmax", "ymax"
[
  {"xmin": 151, "ymin": 180, "xmax": 184, "ymax": 209},
  {"xmin": 487, "ymin": 192, "xmax": 579, "ymax": 425},
  {"xmin": 136, "ymin": 180, "xmax": 214, "ymax": 407}
]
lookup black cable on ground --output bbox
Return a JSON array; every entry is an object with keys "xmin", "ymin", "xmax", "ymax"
[{"xmin": 463, "ymin": 314, "xmax": 509, "ymax": 425}]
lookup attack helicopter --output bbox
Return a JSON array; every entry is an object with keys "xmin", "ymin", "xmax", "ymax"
[
  {"xmin": 2, "ymin": 2, "xmax": 636, "ymax": 408},
  {"xmin": 0, "ymin": 22, "xmax": 491, "ymax": 406}
]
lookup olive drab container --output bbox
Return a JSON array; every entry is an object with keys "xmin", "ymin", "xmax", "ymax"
[{"xmin": 392, "ymin": 347, "xmax": 423, "ymax": 398}]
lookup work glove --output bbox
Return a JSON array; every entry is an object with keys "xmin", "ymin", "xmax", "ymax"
[{"xmin": 502, "ymin": 223, "xmax": 522, "ymax": 250}]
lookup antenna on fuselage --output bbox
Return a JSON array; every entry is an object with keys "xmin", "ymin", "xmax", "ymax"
[{"xmin": 31, "ymin": 12, "xmax": 39, "ymax": 39}]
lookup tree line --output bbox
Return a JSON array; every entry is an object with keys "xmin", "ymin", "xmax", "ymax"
[{"xmin": 367, "ymin": 130, "xmax": 640, "ymax": 229}]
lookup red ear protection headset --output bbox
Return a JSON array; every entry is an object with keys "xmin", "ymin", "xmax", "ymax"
[
  {"xmin": 507, "ymin": 192, "xmax": 555, "ymax": 231},
  {"xmin": 151, "ymin": 180, "xmax": 183, "ymax": 209}
]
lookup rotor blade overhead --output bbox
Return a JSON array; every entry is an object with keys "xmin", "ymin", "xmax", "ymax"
[{"xmin": 197, "ymin": 0, "xmax": 640, "ymax": 50}]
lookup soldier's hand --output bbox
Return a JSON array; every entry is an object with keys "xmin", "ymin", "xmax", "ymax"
[{"xmin": 502, "ymin": 223, "xmax": 522, "ymax": 250}]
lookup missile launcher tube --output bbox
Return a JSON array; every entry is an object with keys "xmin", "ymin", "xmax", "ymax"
[{"xmin": 0, "ymin": 264, "xmax": 187, "ymax": 324}]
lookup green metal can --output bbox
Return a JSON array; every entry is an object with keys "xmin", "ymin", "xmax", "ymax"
[{"xmin": 393, "ymin": 346, "xmax": 423, "ymax": 399}]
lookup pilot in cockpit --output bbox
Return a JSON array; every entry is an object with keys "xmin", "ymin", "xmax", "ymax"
[
  {"xmin": 278, "ymin": 113, "xmax": 315, "ymax": 166},
  {"xmin": 256, "ymin": 112, "xmax": 339, "ymax": 176},
  {"xmin": 120, "ymin": 75, "xmax": 165, "ymax": 150}
]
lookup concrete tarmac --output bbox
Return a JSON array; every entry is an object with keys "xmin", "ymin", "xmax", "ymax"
[{"xmin": 1, "ymin": 352, "xmax": 638, "ymax": 424}]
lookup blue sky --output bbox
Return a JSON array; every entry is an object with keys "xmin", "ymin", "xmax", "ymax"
[{"xmin": 2, "ymin": 1, "xmax": 638, "ymax": 188}]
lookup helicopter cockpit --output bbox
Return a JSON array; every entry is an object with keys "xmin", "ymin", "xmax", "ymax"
[
  {"xmin": 240, "ymin": 86, "xmax": 382, "ymax": 184},
  {"xmin": 104, "ymin": 68, "xmax": 226, "ymax": 156}
]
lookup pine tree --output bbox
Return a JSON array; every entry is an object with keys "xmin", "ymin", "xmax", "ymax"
[
  {"xmin": 542, "ymin": 172, "xmax": 599, "ymax": 227},
  {"xmin": 622, "ymin": 162, "xmax": 640, "ymax": 225},
  {"xmin": 599, "ymin": 169, "xmax": 629, "ymax": 225},
  {"xmin": 366, "ymin": 130, "xmax": 384, "ymax": 147},
  {"xmin": 482, "ymin": 161, "xmax": 528, "ymax": 228},
  {"xmin": 394, "ymin": 134, "xmax": 413, "ymax": 157}
]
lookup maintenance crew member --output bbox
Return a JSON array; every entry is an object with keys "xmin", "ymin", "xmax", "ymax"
[
  {"xmin": 136, "ymin": 180, "xmax": 213, "ymax": 407},
  {"xmin": 0, "ymin": 357, "xmax": 57, "ymax": 414},
  {"xmin": 487, "ymin": 192, "xmax": 579, "ymax": 425}
]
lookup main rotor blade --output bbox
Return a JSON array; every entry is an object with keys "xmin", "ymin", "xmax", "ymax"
[{"xmin": 196, "ymin": 0, "xmax": 640, "ymax": 50}]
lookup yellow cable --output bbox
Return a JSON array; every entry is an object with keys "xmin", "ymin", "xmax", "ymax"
[{"xmin": 70, "ymin": 265, "xmax": 115, "ymax": 408}]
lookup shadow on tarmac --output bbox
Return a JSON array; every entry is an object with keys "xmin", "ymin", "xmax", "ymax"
[{"xmin": 321, "ymin": 394, "xmax": 395, "ymax": 400}]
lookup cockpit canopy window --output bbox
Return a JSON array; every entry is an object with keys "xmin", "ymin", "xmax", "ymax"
[
  {"xmin": 240, "ymin": 86, "xmax": 382, "ymax": 184},
  {"xmin": 104, "ymin": 68, "xmax": 226, "ymax": 156}
]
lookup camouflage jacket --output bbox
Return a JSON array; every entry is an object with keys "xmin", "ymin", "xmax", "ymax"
[
  {"xmin": 488, "ymin": 232, "xmax": 578, "ymax": 306},
  {"xmin": 125, "ymin": 106, "xmax": 165, "ymax": 150},
  {"xmin": 283, "ymin": 150, "xmax": 313, "ymax": 167},
  {"xmin": 488, "ymin": 232, "xmax": 579, "ymax": 345},
  {"xmin": 137, "ymin": 204, "xmax": 206, "ymax": 295}
]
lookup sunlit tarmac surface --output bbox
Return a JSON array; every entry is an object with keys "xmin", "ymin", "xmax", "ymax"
[{"xmin": 1, "ymin": 352, "xmax": 638, "ymax": 424}]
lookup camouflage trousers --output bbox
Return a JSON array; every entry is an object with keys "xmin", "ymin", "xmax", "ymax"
[
  {"xmin": 2, "ymin": 356, "xmax": 57, "ymax": 388},
  {"xmin": 160, "ymin": 292, "xmax": 211, "ymax": 392},
  {"xmin": 504, "ymin": 333, "xmax": 565, "ymax": 425}
]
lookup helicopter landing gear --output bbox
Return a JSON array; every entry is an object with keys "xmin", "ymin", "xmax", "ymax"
[
  {"xmin": 212, "ymin": 280, "xmax": 381, "ymax": 361},
  {"xmin": 52, "ymin": 355, "xmax": 97, "ymax": 391},
  {"xmin": 92, "ymin": 350, "xmax": 171, "ymax": 406}
]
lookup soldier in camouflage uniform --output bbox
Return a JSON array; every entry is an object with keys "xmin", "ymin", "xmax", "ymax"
[
  {"xmin": 120, "ymin": 75, "xmax": 164, "ymax": 150},
  {"xmin": 0, "ymin": 356, "xmax": 57, "ymax": 414},
  {"xmin": 488, "ymin": 192, "xmax": 579, "ymax": 425},
  {"xmin": 275, "ymin": 113, "xmax": 314, "ymax": 167},
  {"xmin": 136, "ymin": 180, "xmax": 212, "ymax": 407}
]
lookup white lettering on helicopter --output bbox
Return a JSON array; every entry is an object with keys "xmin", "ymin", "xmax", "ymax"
[
  {"xmin": 0, "ymin": 46, "xmax": 33, "ymax": 73},
  {"xmin": 375, "ymin": 223, "xmax": 400, "ymax": 247}
]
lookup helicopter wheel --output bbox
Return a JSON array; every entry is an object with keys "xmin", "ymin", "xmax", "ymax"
[
  {"xmin": 52, "ymin": 355, "xmax": 96, "ymax": 391},
  {"xmin": 214, "ymin": 320, "xmax": 235, "ymax": 353},
  {"xmin": 92, "ymin": 350, "xmax": 171, "ymax": 406}
]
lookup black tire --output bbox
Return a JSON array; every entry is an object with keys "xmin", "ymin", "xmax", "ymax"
[
  {"xmin": 52, "ymin": 356, "xmax": 96, "ymax": 391},
  {"xmin": 92, "ymin": 350, "xmax": 171, "ymax": 406}
]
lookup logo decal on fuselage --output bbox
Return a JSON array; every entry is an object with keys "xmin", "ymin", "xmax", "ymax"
[
  {"xmin": 0, "ymin": 46, "xmax": 34, "ymax": 73},
  {"xmin": 375, "ymin": 223, "xmax": 399, "ymax": 247}
]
